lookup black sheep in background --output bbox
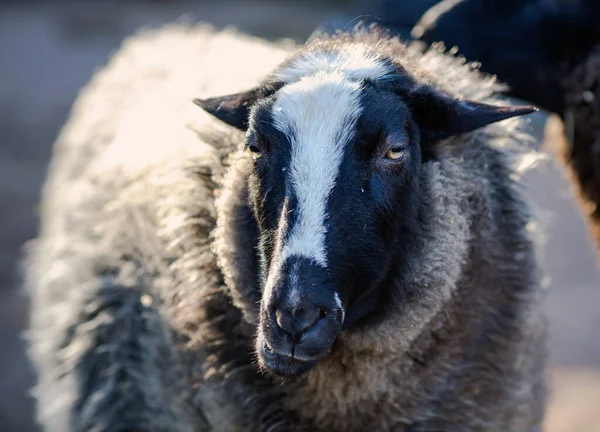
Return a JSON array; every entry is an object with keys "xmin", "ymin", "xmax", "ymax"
[{"xmin": 411, "ymin": 0, "xmax": 600, "ymax": 114}]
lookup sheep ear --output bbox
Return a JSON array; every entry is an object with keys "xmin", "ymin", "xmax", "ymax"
[
  {"xmin": 193, "ymin": 88, "xmax": 261, "ymax": 130},
  {"xmin": 194, "ymin": 82, "xmax": 283, "ymax": 130},
  {"xmin": 406, "ymin": 87, "xmax": 537, "ymax": 142}
]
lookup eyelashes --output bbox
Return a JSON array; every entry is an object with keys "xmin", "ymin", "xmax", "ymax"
[
  {"xmin": 248, "ymin": 143, "xmax": 262, "ymax": 159},
  {"xmin": 245, "ymin": 131, "xmax": 263, "ymax": 159}
]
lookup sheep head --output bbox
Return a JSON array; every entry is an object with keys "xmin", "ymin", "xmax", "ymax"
[{"xmin": 194, "ymin": 42, "xmax": 535, "ymax": 377}]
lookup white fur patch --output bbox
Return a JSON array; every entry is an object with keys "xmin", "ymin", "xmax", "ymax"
[
  {"xmin": 288, "ymin": 260, "xmax": 302, "ymax": 313},
  {"xmin": 334, "ymin": 292, "xmax": 345, "ymax": 323},
  {"xmin": 276, "ymin": 44, "xmax": 393, "ymax": 84},
  {"xmin": 272, "ymin": 72, "xmax": 362, "ymax": 267}
]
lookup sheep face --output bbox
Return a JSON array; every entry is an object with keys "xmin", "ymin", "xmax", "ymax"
[
  {"xmin": 195, "ymin": 42, "xmax": 536, "ymax": 376},
  {"xmin": 247, "ymin": 81, "xmax": 423, "ymax": 377}
]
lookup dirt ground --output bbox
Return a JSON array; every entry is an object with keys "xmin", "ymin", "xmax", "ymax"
[{"xmin": 0, "ymin": 1, "xmax": 598, "ymax": 431}]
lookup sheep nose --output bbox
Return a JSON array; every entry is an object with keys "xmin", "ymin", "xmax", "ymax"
[{"xmin": 275, "ymin": 305, "xmax": 323, "ymax": 342}]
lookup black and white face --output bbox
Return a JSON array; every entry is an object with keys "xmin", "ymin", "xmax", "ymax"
[
  {"xmin": 195, "ymin": 42, "xmax": 535, "ymax": 377},
  {"xmin": 246, "ymin": 73, "xmax": 423, "ymax": 376}
]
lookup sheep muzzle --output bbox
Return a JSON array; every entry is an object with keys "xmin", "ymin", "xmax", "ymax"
[{"xmin": 256, "ymin": 257, "xmax": 344, "ymax": 377}]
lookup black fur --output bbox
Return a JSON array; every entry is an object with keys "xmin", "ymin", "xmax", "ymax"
[{"xmin": 412, "ymin": 0, "xmax": 600, "ymax": 114}]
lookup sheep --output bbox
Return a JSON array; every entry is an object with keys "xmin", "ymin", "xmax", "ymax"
[
  {"xmin": 411, "ymin": 0, "xmax": 600, "ymax": 251},
  {"xmin": 26, "ymin": 23, "xmax": 547, "ymax": 432},
  {"xmin": 557, "ymin": 46, "xmax": 600, "ymax": 249},
  {"xmin": 412, "ymin": 0, "xmax": 600, "ymax": 114}
]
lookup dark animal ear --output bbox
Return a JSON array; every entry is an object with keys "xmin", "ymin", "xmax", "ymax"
[
  {"xmin": 193, "ymin": 87, "xmax": 264, "ymax": 131},
  {"xmin": 405, "ymin": 86, "xmax": 537, "ymax": 142}
]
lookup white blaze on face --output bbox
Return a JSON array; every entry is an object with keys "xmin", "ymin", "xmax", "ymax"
[{"xmin": 272, "ymin": 71, "xmax": 363, "ymax": 267}]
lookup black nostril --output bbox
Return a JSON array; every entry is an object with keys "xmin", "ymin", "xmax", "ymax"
[{"xmin": 275, "ymin": 306, "xmax": 324, "ymax": 342}]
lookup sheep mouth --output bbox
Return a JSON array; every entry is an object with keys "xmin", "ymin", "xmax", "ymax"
[
  {"xmin": 255, "ymin": 310, "xmax": 341, "ymax": 377},
  {"xmin": 258, "ymin": 340, "xmax": 321, "ymax": 377}
]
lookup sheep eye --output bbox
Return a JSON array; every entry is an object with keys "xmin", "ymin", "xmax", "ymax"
[
  {"xmin": 248, "ymin": 144, "xmax": 262, "ymax": 159},
  {"xmin": 385, "ymin": 147, "xmax": 405, "ymax": 160},
  {"xmin": 245, "ymin": 131, "xmax": 263, "ymax": 159}
]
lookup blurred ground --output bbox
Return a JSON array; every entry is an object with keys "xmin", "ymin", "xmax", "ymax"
[{"xmin": 0, "ymin": 1, "xmax": 598, "ymax": 431}]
